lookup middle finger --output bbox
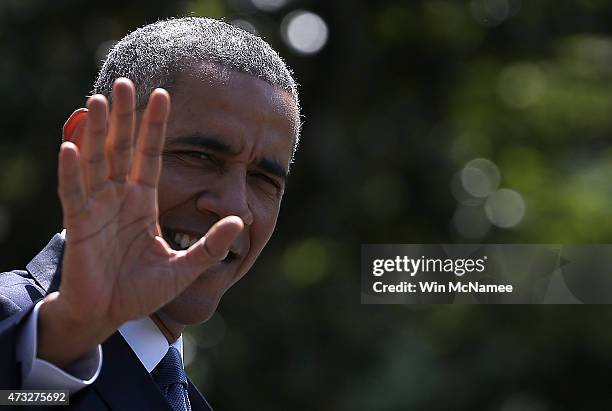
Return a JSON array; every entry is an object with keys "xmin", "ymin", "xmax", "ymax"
[
  {"xmin": 106, "ymin": 78, "xmax": 136, "ymax": 183},
  {"xmin": 81, "ymin": 94, "xmax": 109, "ymax": 193}
]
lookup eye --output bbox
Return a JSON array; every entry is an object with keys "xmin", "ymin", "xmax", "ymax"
[
  {"xmin": 251, "ymin": 172, "xmax": 282, "ymax": 191},
  {"xmin": 162, "ymin": 150, "xmax": 220, "ymax": 171},
  {"xmin": 184, "ymin": 151, "xmax": 211, "ymax": 161},
  {"xmin": 177, "ymin": 151, "xmax": 217, "ymax": 166}
]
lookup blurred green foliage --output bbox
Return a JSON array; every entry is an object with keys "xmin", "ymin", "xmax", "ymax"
[{"xmin": 2, "ymin": 0, "xmax": 612, "ymax": 409}]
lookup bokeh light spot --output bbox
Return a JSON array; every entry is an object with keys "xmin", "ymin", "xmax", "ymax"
[
  {"xmin": 282, "ymin": 238, "xmax": 329, "ymax": 286},
  {"xmin": 485, "ymin": 188, "xmax": 526, "ymax": 228},
  {"xmin": 281, "ymin": 10, "xmax": 328, "ymax": 55},
  {"xmin": 251, "ymin": 0, "xmax": 288, "ymax": 12},
  {"xmin": 497, "ymin": 62, "xmax": 545, "ymax": 109},
  {"xmin": 461, "ymin": 158, "xmax": 501, "ymax": 198}
]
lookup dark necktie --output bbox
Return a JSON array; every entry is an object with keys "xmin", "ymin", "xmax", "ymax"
[{"xmin": 151, "ymin": 346, "xmax": 192, "ymax": 411}]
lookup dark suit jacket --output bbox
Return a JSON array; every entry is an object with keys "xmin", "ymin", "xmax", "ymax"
[{"xmin": 0, "ymin": 233, "xmax": 213, "ymax": 411}]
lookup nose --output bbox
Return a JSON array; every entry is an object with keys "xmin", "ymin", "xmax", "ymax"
[{"xmin": 195, "ymin": 170, "xmax": 254, "ymax": 226}]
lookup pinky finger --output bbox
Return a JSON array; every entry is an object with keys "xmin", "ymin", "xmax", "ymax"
[{"xmin": 58, "ymin": 142, "xmax": 87, "ymax": 219}]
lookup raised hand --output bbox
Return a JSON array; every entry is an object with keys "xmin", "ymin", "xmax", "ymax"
[{"xmin": 38, "ymin": 79, "xmax": 243, "ymax": 367}]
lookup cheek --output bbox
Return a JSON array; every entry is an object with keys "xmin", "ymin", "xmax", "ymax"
[
  {"xmin": 228, "ymin": 218, "xmax": 279, "ymax": 290},
  {"xmin": 157, "ymin": 169, "xmax": 184, "ymax": 214},
  {"xmin": 157, "ymin": 163, "xmax": 203, "ymax": 213},
  {"xmin": 248, "ymin": 201, "xmax": 281, "ymax": 257}
]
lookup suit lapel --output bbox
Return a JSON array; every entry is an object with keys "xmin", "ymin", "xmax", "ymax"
[
  {"xmin": 94, "ymin": 332, "xmax": 171, "ymax": 410},
  {"xmin": 26, "ymin": 232, "xmax": 65, "ymax": 293}
]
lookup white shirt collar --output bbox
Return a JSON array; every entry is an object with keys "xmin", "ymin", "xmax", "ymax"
[{"xmin": 118, "ymin": 316, "xmax": 184, "ymax": 373}]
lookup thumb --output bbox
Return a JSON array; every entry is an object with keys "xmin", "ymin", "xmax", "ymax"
[{"xmin": 172, "ymin": 216, "xmax": 244, "ymax": 276}]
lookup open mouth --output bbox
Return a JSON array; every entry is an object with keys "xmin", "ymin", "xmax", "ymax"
[{"xmin": 162, "ymin": 227, "xmax": 238, "ymax": 263}]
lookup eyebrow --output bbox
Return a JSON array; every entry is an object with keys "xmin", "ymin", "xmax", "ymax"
[
  {"xmin": 170, "ymin": 134, "xmax": 288, "ymax": 181},
  {"xmin": 171, "ymin": 134, "xmax": 234, "ymax": 154},
  {"xmin": 257, "ymin": 158, "xmax": 288, "ymax": 182}
]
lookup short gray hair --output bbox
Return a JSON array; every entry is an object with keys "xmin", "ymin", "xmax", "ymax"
[{"xmin": 92, "ymin": 17, "xmax": 301, "ymax": 152}]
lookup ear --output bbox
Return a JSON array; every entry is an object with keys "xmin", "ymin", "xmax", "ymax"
[{"xmin": 62, "ymin": 108, "xmax": 88, "ymax": 146}]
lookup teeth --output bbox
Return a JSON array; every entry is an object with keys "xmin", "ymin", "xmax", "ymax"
[
  {"xmin": 165, "ymin": 229, "xmax": 237, "ymax": 258},
  {"xmin": 181, "ymin": 235, "xmax": 190, "ymax": 249},
  {"xmin": 170, "ymin": 231, "xmax": 199, "ymax": 250}
]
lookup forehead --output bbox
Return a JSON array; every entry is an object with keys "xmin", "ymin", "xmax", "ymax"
[{"xmin": 165, "ymin": 63, "xmax": 298, "ymax": 162}]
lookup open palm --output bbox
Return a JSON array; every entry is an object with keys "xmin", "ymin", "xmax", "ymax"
[{"xmin": 56, "ymin": 79, "xmax": 243, "ymax": 330}]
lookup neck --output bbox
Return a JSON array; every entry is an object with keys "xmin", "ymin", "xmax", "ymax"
[{"xmin": 150, "ymin": 312, "xmax": 185, "ymax": 343}]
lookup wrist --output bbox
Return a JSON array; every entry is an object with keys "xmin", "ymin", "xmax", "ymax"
[{"xmin": 37, "ymin": 292, "xmax": 115, "ymax": 368}]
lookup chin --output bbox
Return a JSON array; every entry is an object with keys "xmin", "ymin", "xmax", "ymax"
[
  {"xmin": 159, "ymin": 260, "xmax": 252, "ymax": 325},
  {"xmin": 160, "ymin": 287, "xmax": 223, "ymax": 325}
]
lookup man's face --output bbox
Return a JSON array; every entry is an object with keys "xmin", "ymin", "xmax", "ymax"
[{"xmin": 155, "ymin": 63, "xmax": 298, "ymax": 324}]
